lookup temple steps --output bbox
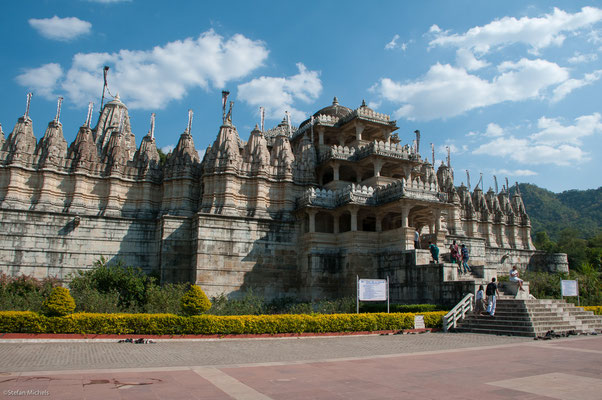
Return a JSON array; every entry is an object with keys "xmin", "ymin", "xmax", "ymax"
[{"xmin": 452, "ymin": 298, "xmax": 602, "ymax": 337}]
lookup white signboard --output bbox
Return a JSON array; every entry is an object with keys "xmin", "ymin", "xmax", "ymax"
[
  {"xmin": 561, "ymin": 280, "xmax": 579, "ymax": 297},
  {"xmin": 358, "ymin": 279, "xmax": 387, "ymax": 301},
  {"xmin": 414, "ymin": 315, "xmax": 425, "ymax": 329}
]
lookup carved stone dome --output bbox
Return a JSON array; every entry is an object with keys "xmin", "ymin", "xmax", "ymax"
[{"xmin": 299, "ymin": 97, "xmax": 352, "ymax": 129}]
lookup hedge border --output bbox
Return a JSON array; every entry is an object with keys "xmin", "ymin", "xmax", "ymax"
[
  {"xmin": 0, "ymin": 311, "xmax": 445, "ymax": 335},
  {"xmin": 583, "ymin": 306, "xmax": 602, "ymax": 316}
]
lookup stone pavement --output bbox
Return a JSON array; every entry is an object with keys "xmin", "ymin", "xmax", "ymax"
[{"xmin": 0, "ymin": 333, "xmax": 601, "ymax": 399}]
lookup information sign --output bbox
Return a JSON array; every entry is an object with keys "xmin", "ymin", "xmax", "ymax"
[
  {"xmin": 561, "ymin": 280, "xmax": 578, "ymax": 297},
  {"xmin": 358, "ymin": 279, "xmax": 387, "ymax": 301},
  {"xmin": 414, "ymin": 315, "xmax": 425, "ymax": 329}
]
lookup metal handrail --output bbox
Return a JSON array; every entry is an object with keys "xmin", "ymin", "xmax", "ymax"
[{"xmin": 443, "ymin": 293, "xmax": 474, "ymax": 332}]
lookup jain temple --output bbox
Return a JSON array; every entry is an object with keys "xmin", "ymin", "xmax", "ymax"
[{"xmin": 0, "ymin": 93, "xmax": 568, "ymax": 304}]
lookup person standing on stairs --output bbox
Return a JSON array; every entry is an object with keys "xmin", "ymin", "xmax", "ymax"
[
  {"xmin": 429, "ymin": 241, "xmax": 439, "ymax": 263},
  {"xmin": 414, "ymin": 229, "xmax": 421, "ymax": 249},
  {"xmin": 474, "ymin": 285, "xmax": 486, "ymax": 315},
  {"xmin": 486, "ymin": 278, "xmax": 500, "ymax": 317},
  {"xmin": 509, "ymin": 265, "xmax": 525, "ymax": 291},
  {"xmin": 461, "ymin": 244, "xmax": 471, "ymax": 274}
]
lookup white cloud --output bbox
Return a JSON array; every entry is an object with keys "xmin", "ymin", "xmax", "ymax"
[
  {"xmin": 473, "ymin": 113, "xmax": 602, "ymax": 166},
  {"xmin": 473, "ymin": 136, "xmax": 586, "ymax": 166},
  {"xmin": 568, "ymin": 52, "xmax": 598, "ymax": 63},
  {"xmin": 15, "ymin": 63, "xmax": 63, "ymax": 98},
  {"xmin": 29, "ymin": 16, "xmax": 91, "ymax": 41},
  {"xmin": 385, "ymin": 34, "xmax": 400, "ymax": 50},
  {"xmin": 161, "ymin": 145, "xmax": 175, "ymax": 154},
  {"xmin": 551, "ymin": 69, "xmax": 602, "ymax": 103},
  {"xmin": 484, "ymin": 123, "xmax": 504, "ymax": 137},
  {"xmin": 429, "ymin": 7, "xmax": 602, "ymax": 54},
  {"xmin": 455, "ymin": 48, "xmax": 489, "ymax": 71},
  {"xmin": 17, "ymin": 30, "xmax": 269, "ymax": 109},
  {"xmin": 371, "ymin": 58, "xmax": 568, "ymax": 120},
  {"xmin": 385, "ymin": 34, "xmax": 410, "ymax": 51},
  {"xmin": 495, "ymin": 169, "xmax": 538, "ymax": 177},
  {"xmin": 237, "ymin": 63, "xmax": 322, "ymax": 123},
  {"xmin": 531, "ymin": 113, "xmax": 602, "ymax": 145}
]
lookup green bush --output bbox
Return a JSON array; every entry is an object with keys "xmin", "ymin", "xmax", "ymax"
[
  {"xmin": 68, "ymin": 257, "xmax": 156, "ymax": 311},
  {"xmin": 181, "ymin": 285, "xmax": 212, "ymax": 315},
  {"xmin": 71, "ymin": 287, "xmax": 122, "ymax": 314},
  {"xmin": 43, "ymin": 287, "xmax": 76, "ymax": 317},
  {"xmin": 0, "ymin": 310, "xmax": 446, "ymax": 335},
  {"xmin": 0, "ymin": 273, "xmax": 60, "ymax": 312},
  {"xmin": 145, "ymin": 283, "xmax": 188, "ymax": 314}
]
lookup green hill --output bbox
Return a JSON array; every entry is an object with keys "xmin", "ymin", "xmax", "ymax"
[{"xmin": 513, "ymin": 184, "xmax": 601, "ymax": 240}]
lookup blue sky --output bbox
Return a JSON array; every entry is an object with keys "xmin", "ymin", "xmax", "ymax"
[{"xmin": 1, "ymin": 0, "xmax": 601, "ymax": 192}]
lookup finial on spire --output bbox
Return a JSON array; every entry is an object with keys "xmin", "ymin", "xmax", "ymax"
[
  {"xmin": 150, "ymin": 113, "xmax": 156, "ymax": 140},
  {"xmin": 361, "ymin": 99, "xmax": 366, "ymax": 107},
  {"xmin": 480, "ymin": 173, "xmax": 484, "ymax": 190},
  {"xmin": 221, "ymin": 91, "xmax": 230, "ymax": 124},
  {"xmin": 24, "ymin": 92, "xmax": 33, "ymax": 120},
  {"xmin": 85, "ymin": 102, "xmax": 94, "ymax": 128},
  {"xmin": 54, "ymin": 96, "xmax": 64, "ymax": 124},
  {"xmin": 187, "ymin": 109, "xmax": 193, "ymax": 134},
  {"xmin": 332, "ymin": 96, "xmax": 339, "ymax": 105},
  {"xmin": 446, "ymin": 146, "xmax": 450, "ymax": 168},
  {"xmin": 414, "ymin": 130, "xmax": 420, "ymax": 154},
  {"xmin": 505, "ymin": 177, "xmax": 509, "ymax": 193},
  {"xmin": 285, "ymin": 111, "xmax": 292, "ymax": 137},
  {"xmin": 259, "ymin": 106, "xmax": 265, "ymax": 132},
  {"xmin": 431, "ymin": 143, "xmax": 435, "ymax": 165}
]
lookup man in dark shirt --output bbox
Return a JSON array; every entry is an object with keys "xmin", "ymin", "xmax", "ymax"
[{"xmin": 485, "ymin": 277, "xmax": 500, "ymax": 316}]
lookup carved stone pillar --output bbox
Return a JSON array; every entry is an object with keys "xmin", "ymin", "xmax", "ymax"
[
  {"xmin": 355, "ymin": 121, "xmax": 364, "ymax": 141},
  {"xmin": 373, "ymin": 159, "xmax": 384, "ymax": 177},
  {"xmin": 318, "ymin": 127, "xmax": 325, "ymax": 145},
  {"xmin": 333, "ymin": 211, "xmax": 340, "ymax": 234},
  {"xmin": 349, "ymin": 206, "xmax": 359, "ymax": 231},
  {"xmin": 307, "ymin": 209, "xmax": 318, "ymax": 233},
  {"xmin": 333, "ymin": 163, "xmax": 340, "ymax": 181},
  {"xmin": 375, "ymin": 212, "xmax": 383, "ymax": 232}
]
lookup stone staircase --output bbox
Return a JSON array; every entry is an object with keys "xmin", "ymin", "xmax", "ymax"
[{"xmin": 453, "ymin": 298, "xmax": 602, "ymax": 337}]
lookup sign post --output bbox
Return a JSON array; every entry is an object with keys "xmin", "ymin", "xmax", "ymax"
[
  {"xmin": 357, "ymin": 276, "xmax": 389, "ymax": 313},
  {"xmin": 561, "ymin": 279, "xmax": 579, "ymax": 306}
]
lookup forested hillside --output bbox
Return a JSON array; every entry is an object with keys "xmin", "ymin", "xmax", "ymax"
[{"xmin": 516, "ymin": 184, "xmax": 601, "ymax": 240}]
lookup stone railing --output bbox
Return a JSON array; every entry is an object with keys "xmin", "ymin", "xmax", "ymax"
[
  {"xmin": 318, "ymin": 145, "xmax": 356, "ymax": 163},
  {"xmin": 297, "ymin": 180, "xmax": 442, "ymax": 209},
  {"xmin": 443, "ymin": 293, "xmax": 474, "ymax": 332},
  {"xmin": 338, "ymin": 107, "xmax": 391, "ymax": 126},
  {"xmin": 292, "ymin": 114, "xmax": 340, "ymax": 140},
  {"xmin": 355, "ymin": 140, "xmax": 416, "ymax": 161}
]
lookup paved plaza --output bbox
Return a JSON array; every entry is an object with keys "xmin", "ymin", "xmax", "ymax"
[{"xmin": 1, "ymin": 333, "xmax": 601, "ymax": 399}]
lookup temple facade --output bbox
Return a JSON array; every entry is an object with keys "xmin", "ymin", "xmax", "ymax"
[{"xmin": 0, "ymin": 94, "xmax": 567, "ymax": 304}]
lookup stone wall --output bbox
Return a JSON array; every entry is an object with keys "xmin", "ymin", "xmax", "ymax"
[
  {"xmin": 0, "ymin": 209, "xmax": 160, "ymax": 280},
  {"xmin": 193, "ymin": 214, "xmax": 299, "ymax": 298}
]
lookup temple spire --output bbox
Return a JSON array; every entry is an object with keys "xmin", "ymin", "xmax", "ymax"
[
  {"xmin": 221, "ymin": 91, "xmax": 229, "ymax": 124},
  {"xmin": 187, "ymin": 109, "xmax": 193, "ymax": 134},
  {"xmin": 24, "ymin": 92, "xmax": 33, "ymax": 120},
  {"xmin": 150, "ymin": 113, "xmax": 156, "ymax": 139},
  {"xmin": 54, "ymin": 96, "xmax": 63, "ymax": 124},
  {"xmin": 117, "ymin": 108, "xmax": 125, "ymax": 134},
  {"xmin": 84, "ymin": 102, "xmax": 94, "ymax": 127}
]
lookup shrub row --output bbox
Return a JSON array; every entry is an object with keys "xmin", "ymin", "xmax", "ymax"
[
  {"xmin": 583, "ymin": 306, "xmax": 602, "ymax": 315},
  {"xmin": 0, "ymin": 311, "xmax": 445, "ymax": 335}
]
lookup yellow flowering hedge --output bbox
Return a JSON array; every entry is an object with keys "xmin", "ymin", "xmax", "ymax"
[
  {"xmin": 0, "ymin": 311, "xmax": 446, "ymax": 335},
  {"xmin": 583, "ymin": 306, "xmax": 602, "ymax": 315}
]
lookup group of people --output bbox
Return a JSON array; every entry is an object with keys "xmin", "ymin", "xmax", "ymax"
[
  {"xmin": 474, "ymin": 266, "xmax": 525, "ymax": 317},
  {"xmin": 426, "ymin": 240, "xmax": 470, "ymax": 275},
  {"xmin": 449, "ymin": 240, "xmax": 471, "ymax": 274}
]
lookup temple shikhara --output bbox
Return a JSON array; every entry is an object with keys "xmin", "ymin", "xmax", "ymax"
[{"xmin": 0, "ymin": 93, "xmax": 568, "ymax": 304}]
